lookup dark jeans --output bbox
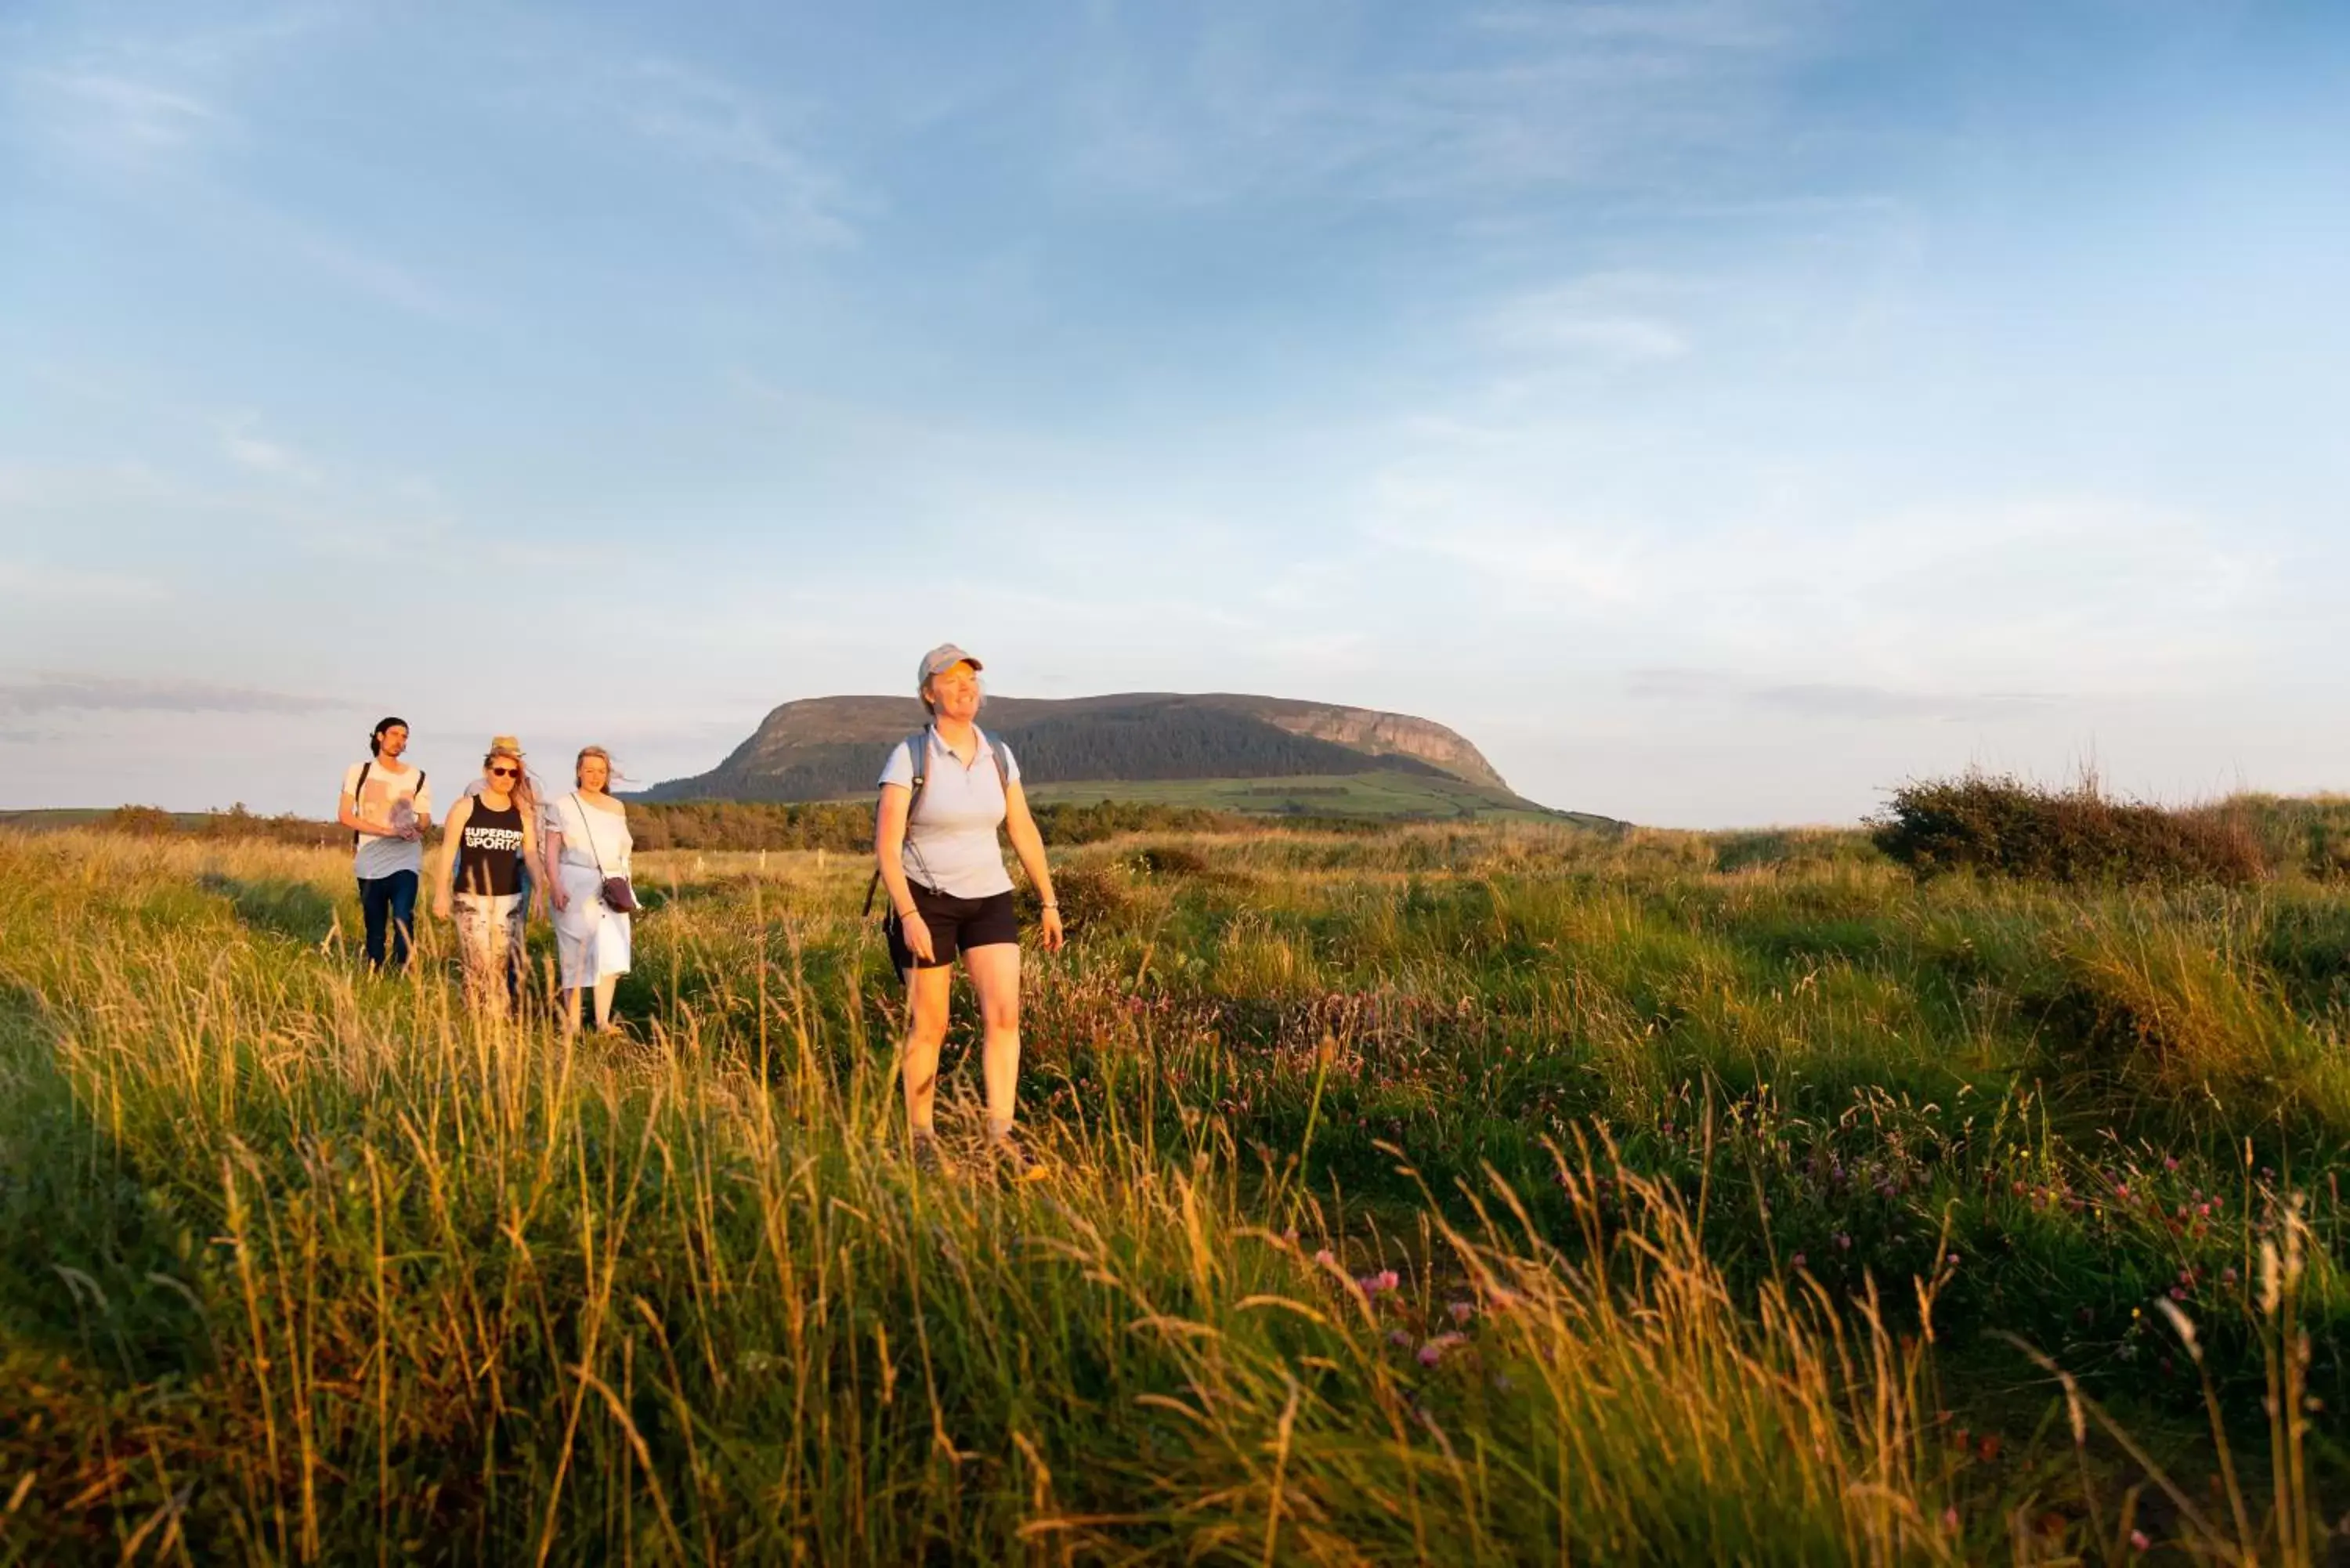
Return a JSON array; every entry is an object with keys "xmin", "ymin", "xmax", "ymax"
[{"xmin": 359, "ymin": 871, "xmax": 420, "ymax": 971}]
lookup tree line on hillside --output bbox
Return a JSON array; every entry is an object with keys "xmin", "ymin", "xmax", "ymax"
[
  {"xmin": 627, "ymin": 798, "xmax": 1313, "ymax": 851},
  {"xmin": 52, "ymin": 799, "xmax": 1291, "ymax": 854}
]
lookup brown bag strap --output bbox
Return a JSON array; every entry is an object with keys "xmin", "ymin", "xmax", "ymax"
[{"xmin": 572, "ymin": 793, "xmax": 612, "ymax": 876}]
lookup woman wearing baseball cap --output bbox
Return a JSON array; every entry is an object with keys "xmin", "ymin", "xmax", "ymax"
[{"xmin": 873, "ymin": 644, "xmax": 1063, "ymax": 1177}]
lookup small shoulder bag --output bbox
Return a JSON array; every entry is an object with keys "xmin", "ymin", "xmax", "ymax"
[{"xmin": 573, "ymin": 793, "xmax": 641, "ymax": 914}]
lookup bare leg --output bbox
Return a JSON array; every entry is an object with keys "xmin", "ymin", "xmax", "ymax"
[
  {"xmin": 562, "ymin": 987, "xmax": 583, "ymax": 1039},
  {"xmin": 592, "ymin": 974, "xmax": 620, "ymax": 1030},
  {"xmin": 962, "ymin": 942, "xmax": 1023, "ymax": 1142},
  {"xmin": 901, "ymin": 964, "xmax": 956, "ymax": 1137}
]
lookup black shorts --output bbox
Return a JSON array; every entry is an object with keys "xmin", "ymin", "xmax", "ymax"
[{"xmin": 886, "ymin": 883, "xmax": 1020, "ymax": 971}]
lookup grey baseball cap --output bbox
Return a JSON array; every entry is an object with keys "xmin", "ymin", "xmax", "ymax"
[{"xmin": 916, "ymin": 643, "xmax": 983, "ymax": 688}]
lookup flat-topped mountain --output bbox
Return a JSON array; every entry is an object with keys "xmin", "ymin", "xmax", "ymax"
[{"xmin": 639, "ymin": 692, "xmax": 1553, "ymax": 816}]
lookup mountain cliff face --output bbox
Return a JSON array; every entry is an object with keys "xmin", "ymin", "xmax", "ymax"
[
  {"xmin": 1253, "ymin": 703, "xmax": 1508, "ymax": 790},
  {"xmin": 640, "ymin": 692, "xmax": 1524, "ymax": 805}
]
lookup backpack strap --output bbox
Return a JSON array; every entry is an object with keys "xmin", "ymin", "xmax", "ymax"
[
  {"xmin": 863, "ymin": 728, "xmax": 937, "ymax": 918},
  {"xmin": 906, "ymin": 727, "xmax": 932, "ymax": 800},
  {"xmin": 349, "ymin": 761, "xmax": 373, "ymax": 850}
]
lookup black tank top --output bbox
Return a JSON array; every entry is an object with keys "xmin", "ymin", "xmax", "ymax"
[{"xmin": 457, "ymin": 797, "xmax": 526, "ymax": 896}]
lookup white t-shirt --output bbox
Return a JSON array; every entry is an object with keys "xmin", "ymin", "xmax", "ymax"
[
  {"xmin": 552, "ymin": 793, "xmax": 632, "ymax": 875},
  {"xmin": 343, "ymin": 759, "xmax": 433, "ymax": 880},
  {"xmin": 878, "ymin": 729, "xmax": 1021, "ymax": 899}
]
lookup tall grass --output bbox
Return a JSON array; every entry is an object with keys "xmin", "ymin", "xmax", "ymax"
[{"xmin": 0, "ymin": 827, "xmax": 2341, "ymax": 1563}]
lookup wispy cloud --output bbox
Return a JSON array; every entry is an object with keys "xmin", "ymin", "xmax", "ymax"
[
  {"xmin": 0, "ymin": 674, "xmax": 335, "ymax": 717},
  {"xmin": 1482, "ymin": 275, "xmax": 1695, "ymax": 361},
  {"xmin": 0, "ymin": 559, "xmax": 168, "ymax": 605},
  {"xmin": 217, "ymin": 413, "xmax": 312, "ymax": 478},
  {"xmin": 566, "ymin": 56, "xmax": 861, "ymax": 247},
  {"xmin": 1627, "ymin": 667, "xmax": 2062, "ymax": 722},
  {"xmin": 1065, "ymin": 0, "xmax": 1846, "ymax": 207},
  {"xmin": 20, "ymin": 70, "xmax": 222, "ymax": 163}
]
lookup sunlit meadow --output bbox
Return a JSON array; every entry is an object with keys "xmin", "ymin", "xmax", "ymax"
[{"xmin": 0, "ymin": 821, "xmax": 2342, "ymax": 1563}]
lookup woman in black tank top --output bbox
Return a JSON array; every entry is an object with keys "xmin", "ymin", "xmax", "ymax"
[
  {"xmin": 433, "ymin": 746, "xmax": 540, "ymax": 1010},
  {"xmin": 457, "ymin": 797, "xmax": 525, "ymax": 894}
]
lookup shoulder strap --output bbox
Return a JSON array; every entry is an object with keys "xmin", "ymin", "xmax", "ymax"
[
  {"xmin": 863, "ymin": 728, "xmax": 935, "ymax": 918},
  {"xmin": 906, "ymin": 728, "xmax": 932, "ymax": 800},
  {"xmin": 979, "ymin": 728, "xmax": 1009, "ymax": 792},
  {"xmin": 572, "ymin": 793, "xmax": 609, "ymax": 876},
  {"xmin": 349, "ymin": 761, "xmax": 373, "ymax": 848}
]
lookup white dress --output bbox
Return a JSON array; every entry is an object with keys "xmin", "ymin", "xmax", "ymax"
[{"xmin": 551, "ymin": 793, "xmax": 632, "ymax": 988}]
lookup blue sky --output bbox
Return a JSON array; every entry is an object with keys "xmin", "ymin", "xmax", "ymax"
[{"xmin": 2, "ymin": 0, "xmax": 2345, "ymax": 826}]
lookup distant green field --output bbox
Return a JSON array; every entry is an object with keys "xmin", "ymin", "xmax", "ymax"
[{"xmin": 1022, "ymin": 768, "xmax": 1607, "ymax": 825}]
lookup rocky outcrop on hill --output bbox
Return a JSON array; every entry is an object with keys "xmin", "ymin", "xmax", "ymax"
[{"xmin": 641, "ymin": 692, "xmax": 1524, "ymax": 806}]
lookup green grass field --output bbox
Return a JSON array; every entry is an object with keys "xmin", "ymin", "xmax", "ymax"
[{"xmin": 1, "ymin": 822, "xmax": 2342, "ymax": 1563}]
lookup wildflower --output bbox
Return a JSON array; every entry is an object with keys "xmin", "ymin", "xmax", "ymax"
[
  {"xmin": 1313, "ymin": 1248, "xmax": 1336, "ymax": 1268},
  {"xmin": 1835, "ymin": 1232, "xmax": 1853, "ymax": 1252},
  {"xmin": 2164, "ymin": 1156, "xmax": 2179, "ymax": 1172},
  {"xmin": 1417, "ymin": 1332, "xmax": 1465, "ymax": 1367},
  {"xmin": 2222, "ymin": 1266, "xmax": 2238, "ymax": 1284},
  {"xmin": 1448, "ymin": 1300, "xmax": 1474, "ymax": 1326},
  {"xmin": 1791, "ymin": 1252, "xmax": 1807, "ymax": 1270},
  {"xmin": 1388, "ymin": 1329, "xmax": 1412, "ymax": 1349},
  {"xmin": 1941, "ymin": 1507, "xmax": 1960, "ymax": 1534},
  {"xmin": 1946, "ymin": 1252, "xmax": 1960, "ymax": 1267},
  {"xmin": 2131, "ymin": 1529, "xmax": 2150, "ymax": 1551}
]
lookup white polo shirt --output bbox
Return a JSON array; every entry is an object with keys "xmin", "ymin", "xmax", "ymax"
[{"xmin": 878, "ymin": 729, "xmax": 1021, "ymax": 899}]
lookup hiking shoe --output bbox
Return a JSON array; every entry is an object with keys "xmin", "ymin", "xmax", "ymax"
[
  {"xmin": 990, "ymin": 1132, "xmax": 1049, "ymax": 1183},
  {"xmin": 910, "ymin": 1134, "xmax": 949, "ymax": 1177}
]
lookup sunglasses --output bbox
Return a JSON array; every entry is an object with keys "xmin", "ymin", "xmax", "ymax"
[{"xmin": 489, "ymin": 765, "xmax": 519, "ymax": 779}]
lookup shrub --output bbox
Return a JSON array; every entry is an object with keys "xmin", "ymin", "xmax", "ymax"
[
  {"xmin": 1132, "ymin": 844, "xmax": 1212, "ymax": 877},
  {"xmin": 1870, "ymin": 774, "xmax": 2264, "ymax": 886},
  {"xmin": 1018, "ymin": 858, "xmax": 1130, "ymax": 931},
  {"xmin": 96, "ymin": 804, "xmax": 178, "ymax": 837}
]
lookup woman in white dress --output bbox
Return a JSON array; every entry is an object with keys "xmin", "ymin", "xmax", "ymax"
[{"xmin": 545, "ymin": 745, "xmax": 632, "ymax": 1035}]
